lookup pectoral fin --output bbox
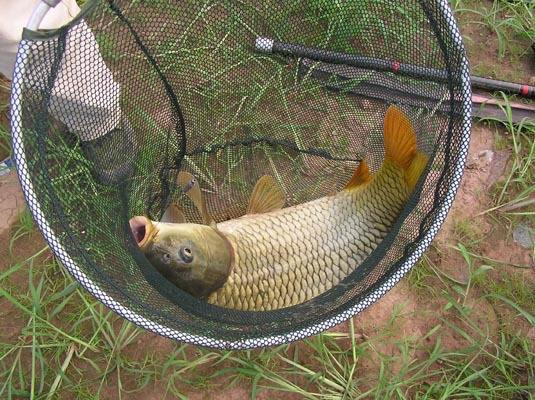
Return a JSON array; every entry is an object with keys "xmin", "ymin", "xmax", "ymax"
[
  {"xmin": 177, "ymin": 171, "xmax": 216, "ymax": 227},
  {"xmin": 246, "ymin": 175, "xmax": 285, "ymax": 214},
  {"xmin": 161, "ymin": 203, "xmax": 186, "ymax": 223}
]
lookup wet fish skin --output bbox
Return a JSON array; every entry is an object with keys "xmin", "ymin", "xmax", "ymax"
[
  {"xmin": 132, "ymin": 106, "xmax": 427, "ymax": 311},
  {"xmin": 210, "ymin": 159, "xmax": 409, "ymax": 310}
]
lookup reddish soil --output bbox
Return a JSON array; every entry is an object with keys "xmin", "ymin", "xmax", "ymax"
[
  {"xmin": 436, "ymin": 123, "xmax": 533, "ymax": 270},
  {"xmin": 0, "ymin": 171, "xmax": 26, "ymax": 237}
]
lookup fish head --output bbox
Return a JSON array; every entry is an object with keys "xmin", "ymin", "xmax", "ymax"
[{"xmin": 129, "ymin": 216, "xmax": 233, "ymax": 298}]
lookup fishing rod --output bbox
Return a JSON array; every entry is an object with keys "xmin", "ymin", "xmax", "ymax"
[
  {"xmin": 292, "ymin": 56, "xmax": 535, "ymax": 123},
  {"xmin": 255, "ymin": 37, "xmax": 535, "ymax": 98}
]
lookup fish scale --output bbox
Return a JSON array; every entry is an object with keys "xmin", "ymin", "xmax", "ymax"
[{"xmin": 208, "ymin": 162, "xmax": 410, "ymax": 311}]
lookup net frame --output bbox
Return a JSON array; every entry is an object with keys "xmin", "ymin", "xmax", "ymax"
[{"xmin": 10, "ymin": 0, "xmax": 472, "ymax": 349}]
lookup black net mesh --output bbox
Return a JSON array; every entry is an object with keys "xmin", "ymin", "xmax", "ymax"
[{"xmin": 10, "ymin": 0, "xmax": 471, "ymax": 348}]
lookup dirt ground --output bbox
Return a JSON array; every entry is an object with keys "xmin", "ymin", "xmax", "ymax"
[
  {"xmin": 0, "ymin": 171, "xmax": 26, "ymax": 236},
  {"xmin": 1, "ymin": 117, "xmax": 532, "ymax": 399}
]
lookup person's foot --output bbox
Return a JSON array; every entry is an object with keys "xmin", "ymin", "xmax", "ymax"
[{"xmin": 81, "ymin": 117, "xmax": 137, "ymax": 185}]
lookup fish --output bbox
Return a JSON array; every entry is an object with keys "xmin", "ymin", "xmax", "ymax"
[{"xmin": 129, "ymin": 106, "xmax": 428, "ymax": 311}]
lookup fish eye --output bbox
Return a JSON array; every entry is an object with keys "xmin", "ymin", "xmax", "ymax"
[{"xmin": 179, "ymin": 246, "xmax": 193, "ymax": 263}]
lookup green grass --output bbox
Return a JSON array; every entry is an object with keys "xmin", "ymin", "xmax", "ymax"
[
  {"xmin": 1, "ymin": 1, "xmax": 535, "ymax": 399},
  {"xmin": 1, "ymin": 249, "xmax": 533, "ymax": 399},
  {"xmin": 453, "ymin": 218, "xmax": 485, "ymax": 250},
  {"xmin": 0, "ymin": 122, "xmax": 10, "ymax": 160},
  {"xmin": 0, "ymin": 78, "xmax": 10, "ymax": 160},
  {"xmin": 483, "ymin": 270, "xmax": 535, "ymax": 319},
  {"xmin": 477, "ymin": 94, "xmax": 535, "ymax": 262},
  {"xmin": 8, "ymin": 209, "xmax": 35, "ymax": 254},
  {"xmin": 407, "ymin": 253, "xmax": 440, "ymax": 295},
  {"xmin": 452, "ymin": 0, "xmax": 534, "ymax": 82}
]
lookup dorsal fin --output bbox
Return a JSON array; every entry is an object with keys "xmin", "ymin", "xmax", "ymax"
[
  {"xmin": 246, "ymin": 175, "xmax": 285, "ymax": 214},
  {"xmin": 161, "ymin": 204, "xmax": 186, "ymax": 223},
  {"xmin": 383, "ymin": 105, "xmax": 417, "ymax": 170},
  {"xmin": 344, "ymin": 160, "xmax": 373, "ymax": 190}
]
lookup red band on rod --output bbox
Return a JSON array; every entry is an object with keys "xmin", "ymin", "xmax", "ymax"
[
  {"xmin": 520, "ymin": 85, "xmax": 529, "ymax": 96},
  {"xmin": 392, "ymin": 61, "xmax": 400, "ymax": 73}
]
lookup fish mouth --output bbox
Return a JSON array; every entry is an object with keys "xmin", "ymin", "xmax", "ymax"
[{"xmin": 129, "ymin": 216, "xmax": 154, "ymax": 249}]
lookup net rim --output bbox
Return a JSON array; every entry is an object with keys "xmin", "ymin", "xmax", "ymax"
[{"xmin": 10, "ymin": 0, "xmax": 472, "ymax": 349}]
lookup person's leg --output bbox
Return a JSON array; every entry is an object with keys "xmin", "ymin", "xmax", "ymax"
[
  {"xmin": 45, "ymin": 17, "xmax": 136, "ymax": 184},
  {"xmin": 0, "ymin": 0, "xmax": 80, "ymax": 79},
  {"xmin": 2, "ymin": 0, "xmax": 136, "ymax": 184}
]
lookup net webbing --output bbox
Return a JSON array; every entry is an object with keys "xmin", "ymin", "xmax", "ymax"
[{"xmin": 11, "ymin": 0, "xmax": 470, "ymax": 348}]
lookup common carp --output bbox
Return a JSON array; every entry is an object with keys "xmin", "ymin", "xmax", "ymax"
[{"xmin": 129, "ymin": 106, "xmax": 428, "ymax": 311}]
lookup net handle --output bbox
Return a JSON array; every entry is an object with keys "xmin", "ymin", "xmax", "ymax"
[{"xmin": 26, "ymin": 0, "xmax": 62, "ymax": 30}]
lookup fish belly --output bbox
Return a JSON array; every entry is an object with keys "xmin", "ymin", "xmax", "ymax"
[{"xmin": 209, "ymin": 164, "xmax": 410, "ymax": 311}]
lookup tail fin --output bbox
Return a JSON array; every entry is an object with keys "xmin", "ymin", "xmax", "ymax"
[
  {"xmin": 406, "ymin": 151, "xmax": 428, "ymax": 192},
  {"xmin": 384, "ymin": 105, "xmax": 417, "ymax": 169},
  {"xmin": 383, "ymin": 105, "xmax": 427, "ymax": 191}
]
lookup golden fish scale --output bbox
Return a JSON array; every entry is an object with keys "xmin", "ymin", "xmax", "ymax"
[{"xmin": 209, "ymin": 162, "xmax": 410, "ymax": 311}]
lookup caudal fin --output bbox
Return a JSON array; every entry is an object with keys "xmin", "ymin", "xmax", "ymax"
[
  {"xmin": 384, "ymin": 105, "xmax": 417, "ymax": 169},
  {"xmin": 406, "ymin": 151, "xmax": 428, "ymax": 192},
  {"xmin": 383, "ymin": 105, "xmax": 428, "ymax": 191}
]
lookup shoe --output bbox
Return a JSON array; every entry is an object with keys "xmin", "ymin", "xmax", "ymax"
[{"xmin": 81, "ymin": 116, "xmax": 137, "ymax": 185}]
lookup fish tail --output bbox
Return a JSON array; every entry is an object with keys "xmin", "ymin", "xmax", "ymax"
[
  {"xmin": 406, "ymin": 151, "xmax": 428, "ymax": 192},
  {"xmin": 383, "ymin": 105, "xmax": 427, "ymax": 191}
]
